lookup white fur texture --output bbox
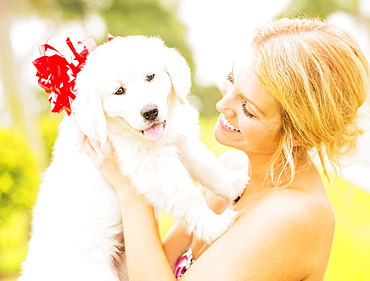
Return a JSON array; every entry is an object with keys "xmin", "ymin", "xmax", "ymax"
[{"xmin": 19, "ymin": 36, "xmax": 248, "ymax": 281}]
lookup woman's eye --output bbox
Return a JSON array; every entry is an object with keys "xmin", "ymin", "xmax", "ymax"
[
  {"xmin": 146, "ymin": 73, "xmax": 155, "ymax": 82},
  {"xmin": 242, "ymin": 101, "xmax": 255, "ymax": 118},
  {"xmin": 226, "ymin": 72, "xmax": 234, "ymax": 84},
  {"xmin": 114, "ymin": 87, "xmax": 126, "ymax": 95}
]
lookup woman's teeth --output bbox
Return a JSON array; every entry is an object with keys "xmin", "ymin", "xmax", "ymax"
[{"xmin": 221, "ymin": 114, "xmax": 240, "ymax": 132}]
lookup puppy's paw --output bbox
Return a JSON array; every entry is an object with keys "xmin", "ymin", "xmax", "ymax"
[
  {"xmin": 216, "ymin": 169, "xmax": 249, "ymax": 203},
  {"xmin": 193, "ymin": 209, "xmax": 237, "ymax": 244}
]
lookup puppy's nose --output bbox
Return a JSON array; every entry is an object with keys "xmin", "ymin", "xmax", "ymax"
[{"xmin": 141, "ymin": 104, "xmax": 159, "ymax": 121}]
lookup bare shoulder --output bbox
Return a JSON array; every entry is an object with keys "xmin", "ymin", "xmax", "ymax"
[
  {"xmin": 245, "ymin": 187, "xmax": 335, "ymax": 232},
  {"xmin": 184, "ymin": 187, "xmax": 335, "ymax": 281},
  {"xmin": 233, "ymin": 188, "xmax": 335, "ymax": 278}
]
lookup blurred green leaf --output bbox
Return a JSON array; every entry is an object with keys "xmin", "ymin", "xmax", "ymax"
[
  {"xmin": 0, "ymin": 129, "xmax": 39, "ymax": 224},
  {"xmin": 282, "ymin": 0, "xmax": 363, "ymax": 18}
]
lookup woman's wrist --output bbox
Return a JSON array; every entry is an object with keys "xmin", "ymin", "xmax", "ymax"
[
  {"xmin": 111, "ymin": 177, "xmax": 152, "ymax": 214},
  {"xmin": 118, "ymin": 190, "xmax": 175, "ymax": 281},
  {"xmin": 118, "ymin": 190, "xmax": 149, "ymax": 212}
]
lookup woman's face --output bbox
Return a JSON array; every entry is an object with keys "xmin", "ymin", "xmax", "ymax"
[{"xmin": 214, "ymin": 53, "xmax": 282, "ymax": 156}]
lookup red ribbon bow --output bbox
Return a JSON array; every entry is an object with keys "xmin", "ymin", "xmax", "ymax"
[{"xmin": 32, "ymin": 37, "xmax": 98, "ymax": 115}]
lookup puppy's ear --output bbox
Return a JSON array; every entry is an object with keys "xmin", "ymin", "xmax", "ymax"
[
  {"xmin": 163, "ymin": 47, "xmax": 191, "ymax": 104},
  {"xmin": 72, "ymin": 86, "xmax": 107, "ymax": 145}
]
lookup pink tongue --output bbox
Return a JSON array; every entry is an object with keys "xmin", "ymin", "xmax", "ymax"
[{"xmin": 143, "ymin": 123, "xmax": 164, "ymax": 141}]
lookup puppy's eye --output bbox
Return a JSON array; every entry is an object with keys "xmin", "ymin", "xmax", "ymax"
[
  {"xmin": 146, "ymin": 73, "xmax": 155, "ymax": 82},
  {"xmin": 114, "ymin": 87, "xmax": 126, "ymax": 95}
]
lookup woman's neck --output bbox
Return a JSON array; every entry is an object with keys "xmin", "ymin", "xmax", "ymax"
[{"xmin": 246, "ymin": 150, "xmax": 311, "ymax": 190}]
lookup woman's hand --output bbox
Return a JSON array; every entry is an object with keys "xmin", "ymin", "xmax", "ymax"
[
  {"xmin": 85, "ymin": 136, "xmax": 175, "ymax": 281},
  {"xmin": 84, "ymin": 136, "xmax": 140, "ymax": 201}
]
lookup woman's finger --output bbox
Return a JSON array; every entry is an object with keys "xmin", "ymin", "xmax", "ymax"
[
  {"xmin": 90, "ymin": 138, "xmax": 103, "ymax": 155},
  {"xmin": 101, "ymin": 138, "xmax": 115, "ymax": 157},
  {"xmin": 84, "ymin": 136, "xmax": 101, "ymax": 162}
]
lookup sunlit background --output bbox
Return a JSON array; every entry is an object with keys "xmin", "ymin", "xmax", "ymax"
[{"xmin": 0, "ymin": 0, "xmax": 369, "ymax": 280}]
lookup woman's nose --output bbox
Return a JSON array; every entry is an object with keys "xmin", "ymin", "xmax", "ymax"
[
  {"xmin": 216, "ymin": 89, "xmax": 235, "ymax": 115},
  {"xmin": 216, "ymin": 96, "xmax": 226, "ymax": 113}
]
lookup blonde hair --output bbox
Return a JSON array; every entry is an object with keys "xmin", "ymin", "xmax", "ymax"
[{"xmin": 251, "ymin": 17, "xmax": 369, "ymax": 186}]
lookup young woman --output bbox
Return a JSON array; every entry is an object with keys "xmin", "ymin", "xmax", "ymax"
[{"xmin": 85, "ymin": 17, "xmax": 369, "ymax": 280}]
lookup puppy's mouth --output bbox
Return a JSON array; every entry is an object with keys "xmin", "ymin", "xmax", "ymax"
[{"xmin": 141, "ymin": 120, "xmax": 166, "ymax": 141}]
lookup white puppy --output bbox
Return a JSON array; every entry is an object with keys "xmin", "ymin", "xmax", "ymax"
[{"xmin": 19, "ymin": 36, "xmax": 248, "ymax": 281}]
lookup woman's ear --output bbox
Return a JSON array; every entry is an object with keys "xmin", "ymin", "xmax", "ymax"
[
  {"xmin": 162, "ymin": 45, "xmax": 192, "ymax": 104},
  {"xmin": 72, "ymin": 86, "xmax": 107, "ymax": 146},
  {"xmin": 292, "ymin": 138, "xmax": 303, "ymax": 147},
  {"xmin": 291, "ymin": 130, "xmax": 303, "ymax": 147}
]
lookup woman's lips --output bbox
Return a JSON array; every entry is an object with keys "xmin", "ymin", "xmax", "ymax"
[{"xmin": 219, "ymin": 114, "xmax": 241, "ymax": 133}]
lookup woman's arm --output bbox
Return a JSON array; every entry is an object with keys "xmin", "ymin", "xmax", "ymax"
[
  {"xmin": 119, "ymin": 188, "xmax": 176, "ymax": 281},
  {"xmin": 85, "ymin": 137, "xmax": 176, "ymax": 281},
  {"xmin": 163, "ymin": 220, "xmax": 193, "ymax": 268}
]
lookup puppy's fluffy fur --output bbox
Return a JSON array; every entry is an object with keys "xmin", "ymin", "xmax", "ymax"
[{"xmin": 19, "ymin": 36, "xmax": 248, "ymax": 281}]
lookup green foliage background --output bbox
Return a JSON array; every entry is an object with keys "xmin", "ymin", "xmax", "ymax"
[{"xmin": 0, "ymin": 130, "xmax": 39, "ymax": 224}]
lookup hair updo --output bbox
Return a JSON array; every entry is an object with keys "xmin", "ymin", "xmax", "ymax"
[{"xmin": 251, "ymin": 17, "xmax": 369, "ymax": 185}]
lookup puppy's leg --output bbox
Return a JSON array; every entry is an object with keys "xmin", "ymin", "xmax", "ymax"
[
  {"xmin": 131, "ymin": 157, "xmax": 237, "ymax": 244},
  {"xmin": 179, "ymin": 139, "xmax": 249, "ymax": 203}
]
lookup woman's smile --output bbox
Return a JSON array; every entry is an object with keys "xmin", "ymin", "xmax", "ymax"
[{"xmin": 219, "ymin": 113, "xmax": 241, "ymax": 133}]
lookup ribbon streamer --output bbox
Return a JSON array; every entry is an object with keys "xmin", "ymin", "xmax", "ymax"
[{"xmin": 32, "ymin": 37, "xmax": 97, "ymax": 115}]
